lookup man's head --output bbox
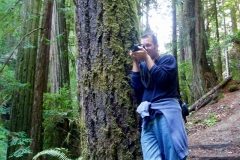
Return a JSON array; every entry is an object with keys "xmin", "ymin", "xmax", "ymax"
[{"xmin": 141, "ymin": 33, "xmax": 159, "ymax": 60}]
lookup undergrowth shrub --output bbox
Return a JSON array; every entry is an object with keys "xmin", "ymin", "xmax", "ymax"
[
  {"xmin": 43, "ymin": 86, "xmax": 78, "ymax": 150},
  {"xmin": 8, "ymin": 131, "xmax": 32, "ymax": 158}
]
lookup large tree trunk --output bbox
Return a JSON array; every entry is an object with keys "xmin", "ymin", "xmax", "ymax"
[
  {"xmin": 183, "ymin": 0, "xmax": 217, "ymax": 102},
  {"xmin": 29, "ymin": 0, "xmax": 53, "ymax": 159},
  {"xmin": 75, "ymin": 0, "xmax": 141, "ymax": 159},
  {"xmin": 7, "ymin": 1, "xmax": 42, "ymax": 159}
]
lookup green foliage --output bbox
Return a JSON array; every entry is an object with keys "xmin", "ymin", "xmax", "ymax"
[
  {"xmin": 218, "ymin": 92, "xmax": 224, "ymax": 100},
  {"xmin": 178, "ymin": 61, "xmax": 193, "ymax": 102},
  {"xmin": 230, "ymin": 30, "xmax": 240, "ymax": 42},
  {"xmin": 192, "ymin": 118, "xmax": 202, "ymax": 124},
  {"xmin": 0, "ymin": 126, "xmax": 8, "ymax": 160},
  {"xmin": 204, "ymin": 113, "xmax": 219, "ymax": 127},
  {"xmin": 0, "ymin": 0, "xmax": 23, "ymax": 55},
  {"xmin": 33, "ymin": 148, "xmax": 83, "ymax": 160},
  {"xmin": 8, "ymin": 131, "xmax": 32, "ymax": 158},
  {"xmin": 0, "ymin": 65, "xmax": 30, "ymax": 108},
  {"xmin": 43, "ymin": 86, "xmax": 77, "ymax": 149},
  {"xmin": 228, "ymin": 84, "xmax": 239, "ymax": 92},
  {"xmin": 33, "ymin": 148, "xmax": 73, "ymax": 160}
]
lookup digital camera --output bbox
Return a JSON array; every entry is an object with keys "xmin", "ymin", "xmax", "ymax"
[{"xmin": 130, "ymin": 44, "xmax": 146, "ymax": 52}]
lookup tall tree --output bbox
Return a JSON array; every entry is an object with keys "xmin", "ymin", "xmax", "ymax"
[
  {"xmin": 213, "ymin": 0, "xmax": 222, "ymax": 80},
  {"xmin": 181, "ymin": 0, "xmax": 217, "ymax": 102},
  {"xmin": 49, "ymin": 0, "xmax": 70, "ymax": 93},
  {"xmin": 45, "ymin": 0, "xmax": 78, "ymax": 158},
  {"xmin": 75, "ymin": 0, "xmax": 141, "ymax": 159},
  {"xmin": 144, "ymin": 0, "xmax": 152, "ymax": 33},
  {"xmin": 30, "ymin": 0, "xmax": 53, "ymax": 159},
  {"xmin": 172, "ymin": 0, "xmax": 177, "ymax": 59},
  {"xmin": 229, "ymin": 0, "xmax": 240, "ymax": 74},
  {"xmin": 178, "ymin": 1, "xmax": 191, "ymax": 102},
  {"xmin": 7, "ymin": 1, "xmax": 42, "ymax": 159}
]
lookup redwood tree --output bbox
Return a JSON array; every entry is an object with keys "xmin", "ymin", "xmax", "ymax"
[
  {"xmin": 30, "ymin": 0, "xmax": 53, "ymax": 159},
  {"xmin": 180, "ymin": 0, "xmax": 217, "ymax": 102},
  {"xmin": 7, "ymin": 0, "xmax": 42, "ymax": 159},
  {"xmin": 75, "ymin": 0, "xmax": 141, "ymax": 159}
]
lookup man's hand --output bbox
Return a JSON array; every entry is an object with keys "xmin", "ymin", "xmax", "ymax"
[
  {"xmin": 129, "ymin": 50, "xmax": 139, "ymax": 62},
  {"xmin": 131, "ymin": 46, "xmax": 150, "ymax": 61}
]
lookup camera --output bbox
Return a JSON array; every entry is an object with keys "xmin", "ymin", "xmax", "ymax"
[{"xmin": 130, "ymin": 44, "xmax": 146, "ymax": 52}]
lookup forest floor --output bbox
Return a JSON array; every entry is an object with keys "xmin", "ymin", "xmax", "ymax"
[{"xmin": 186, "ymin": 80, "xmax": 240, "ymax": 160}]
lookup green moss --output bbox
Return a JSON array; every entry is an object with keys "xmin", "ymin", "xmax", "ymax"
[
  {"xmin": 229, "ymin": 85, "xmax": 239, "ymax": 92},
  {"xmin": 78, "ymin": 0, "xmax": 141, "ymax": 159}
]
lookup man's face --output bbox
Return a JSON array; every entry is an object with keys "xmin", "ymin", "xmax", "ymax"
[{"xmin": 140, "ymin": 36, "xmax": 159, "ymax": 60}]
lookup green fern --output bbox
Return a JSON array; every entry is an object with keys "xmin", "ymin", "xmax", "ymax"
[{"xmin": 33, "ymin": 148, "xmax": 72, "ymax": 160}]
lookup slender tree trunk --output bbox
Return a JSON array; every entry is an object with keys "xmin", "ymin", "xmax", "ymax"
[
  {"xmin": 172, "ymin": 0, "xmax": 177, "ymax": 60},
  {"xmin": 7, "ymin": 1, "xmax": 42, "ymax": 159},
  {"xmin": 178, "ymin": 1, "xmax": 191, "ymax": 103},
  {"xmin": 29, "ymin": 0, "xmax": 53, "ymax": 159},
  {"xmin": 75, "ymin": 0, "xmax": 141, "ymax": 159},
  {"xmin": 144, "ymin": 0, "xmax": 152, "ymax": 33},
  {"xmin": 213, "ymin": 0, "xmax": 222, "ymax": 80},
  {"xmin": 223, "ymin": 0, "xmax": 230, "ymax": 78}
]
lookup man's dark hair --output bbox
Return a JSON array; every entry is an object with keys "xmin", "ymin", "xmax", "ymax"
[{"xmin": 141, "ymin": 33, "xmax": 158, "ymax": 45}]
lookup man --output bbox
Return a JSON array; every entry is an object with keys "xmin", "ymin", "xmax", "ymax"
[{"xmin": 130, "ymin": 33, "xmax": 188, "ymax": 160}]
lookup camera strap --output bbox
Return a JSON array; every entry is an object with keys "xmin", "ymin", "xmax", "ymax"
[
  {"xmin": 139, "ymin": 55, "xmax": 163, "ymax": 89},
  {"xmin": 139, "ymin": 63, "xmax": 152, "ymax": 88}
]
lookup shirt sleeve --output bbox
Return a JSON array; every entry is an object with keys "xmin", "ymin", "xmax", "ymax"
[
  {"xmin": 131, "ymin": 71, "xmax": 145, "ymax": 102},
  {"xmin": 149, "ymin": 55, "xmax": 177, "ymax": 87}
]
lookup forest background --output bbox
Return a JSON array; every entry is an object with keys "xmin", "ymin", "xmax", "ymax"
[{"xmin": 0, "ymin": 0, "xmax": 239, "ymax": 160}]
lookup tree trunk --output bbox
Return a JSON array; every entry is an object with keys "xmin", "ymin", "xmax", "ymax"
[
  {"xmin": 172, "ymin": 0, "xmax": 177, "ymax": 60},
  {"xmin": 45, "ymin": 0, "xmax": 78, "ymax": 158},
  {"xmin": 75, "ymin": 0, "xmax": 141, "ymax": 159},
  {"xmin": 189, "ymin": 76, "xmax": 232, "ymax": 112},
  {"xmin": 184, "ymin": 0, "xmax": 217, "ymax": 102},
  {"xmin": 144, "ymin": 0, "xmax": 152, "ymax": 33},
  {"xmin": 229, "ymin": 2, "xmax": 240, "ymax": 75},
  {"xmin": 29, "ymin": 0, "xmax": 53, "ymax": 159},
  {"xmin": 49, "ymin": 0, "xmax": 70, "ymax": 93},
  {"xmin": 213, "ymin": 0, "xmax": 222, "ymax": 81},
  {"xmin": 7, "ymin": 0, "xmax": 42, "ymax": 159},
  {"xmin": 178, "ymin": 2, "xmax": 191, "ymax": 102}
]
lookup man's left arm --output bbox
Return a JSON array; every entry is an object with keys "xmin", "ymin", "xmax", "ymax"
[{"xmin": 149, "ymin": 55, "xmax": 178, "ymax": 86}]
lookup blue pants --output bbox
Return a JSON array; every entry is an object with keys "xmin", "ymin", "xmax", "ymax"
[{"xmin": 141, "ymin": 115, "xmax": 183, "ymax": 160}]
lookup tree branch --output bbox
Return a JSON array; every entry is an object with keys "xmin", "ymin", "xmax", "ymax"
[{"xmin": 0, "ymin": 28, "xmax": 42, "ymax": 74}]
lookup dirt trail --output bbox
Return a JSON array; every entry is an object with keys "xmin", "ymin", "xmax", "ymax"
[{"xmin": 187, "ymin": 81, "xmax": 240, "ymax": 160}]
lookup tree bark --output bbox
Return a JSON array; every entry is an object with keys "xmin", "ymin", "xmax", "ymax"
[
  {"xmin": 213, "ymin": 0, "xmax": 222, "ymax": 81},
  {"xmin": 7, "ymin": 0, "xmax": 42, "ymax": 159},
  {"xmin": 49, "ymin": 0, "xmax": 70, "ymax": 93},
  {"xmin": 75, "ymin": 0, "xmax": 141, "ymax": 159},
  {"xmin": 29, "ymin": 0, "xmax": 53, "ymax": 159},
  {"xmin": 45, "ymin": 0, "xmax": 78, "ymax": 158},
  {"xmin": 229, "ymin": 1, "xmax": 240, "ymax": 75},
  {"xmin": 183, "ymin": 0, "xmax": 217, "ymax": 102}
]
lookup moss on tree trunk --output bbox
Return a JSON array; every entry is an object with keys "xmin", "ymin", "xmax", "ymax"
[{"xmin": 75, "ymin": 0, "xmax": 142, "ymax": 159}]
